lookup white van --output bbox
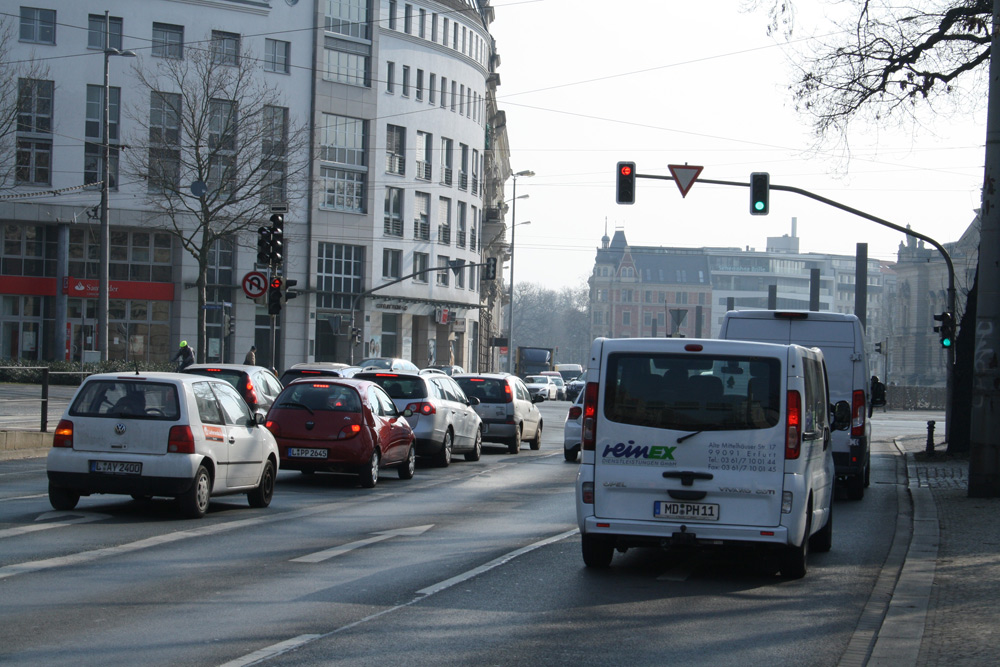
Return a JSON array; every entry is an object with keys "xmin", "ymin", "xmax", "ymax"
[
  {"xmin": 575, "ymin": 337, "xmax": 850, "ymax": 578},
  {"xmin": 719, "ymin": 310, "xmax": 887, "ymax": 500},
  {"xmin": 554, "ymin": 363, "xmax": 584, "ymax": 382}
]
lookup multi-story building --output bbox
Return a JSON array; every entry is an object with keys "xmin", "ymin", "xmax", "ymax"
[{"xmin": 0, "ymin": 0, "xmax": 510, "ymax": 371}]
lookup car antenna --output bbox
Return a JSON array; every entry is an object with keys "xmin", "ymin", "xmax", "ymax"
[{"xmin": 134, "ymin": 361, "xmax": 141, "ymax": 375}]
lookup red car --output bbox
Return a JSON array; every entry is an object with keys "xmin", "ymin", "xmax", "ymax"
[{"xmin": 264, "ymin": 379, "xmax": 415, "ymax": 488}]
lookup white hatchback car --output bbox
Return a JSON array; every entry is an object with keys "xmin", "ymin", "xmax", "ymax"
[{"xmin": 47, "ymin": 372, "xmax": 280, "ymax": 518}]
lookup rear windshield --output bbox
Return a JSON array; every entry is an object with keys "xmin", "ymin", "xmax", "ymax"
[
  {"xmin": 275, "ymin": 383, "xmax": 362, "ymax": 412},
  {"xmin": 455, "ymin": 377, "xmax": 507, "ymax": 403},
  {"xmin": 70, "ymin": 380, "xmax": 181, "ymax": 420},
  {"xmin": 185, "ymin": 368, "xmax": 243, "ymax": 392},
  {"xmin": 605, "ymin": 353, "xmax": 781, "ymax": 431},
  {"xmin": 357, "ymin": 374, "xmax": 427, "ymax": 400}
]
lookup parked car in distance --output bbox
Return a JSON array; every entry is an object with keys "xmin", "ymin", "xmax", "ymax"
[
  {"xmin": 524, "ymin": 374, "xmax": 558, "ymax": 400},
  {"xmin": 354, "ymin": 371, "xmax": 482, "ymax": 465},
  {"xmin": 264, "ymin": 378, "xmax": 416, "ymax": 488},
  {"xmin": 540, "ymin": 371, "xmax": 567, "ymax": 400},
  {"xmin": 357, "ymin": 357, "xmax": 420, "ymax": 372},
  {"xmin": 454, "ymin": 373, "xmax": 544, "ymax": 454},
  {"xmin": 47, "ymin": 372, "xmax": 279, "ymax": 518},
  {"xmin": 279, "ymin": 362, "xmax": 352, "ymax": 387},
  {"xmin": 182, "ymin": 364, "xmax": 283, "ymax": 414},
  {"xmin": 563, "ymin": 389, "xmax": 584, "ymax": 462}
]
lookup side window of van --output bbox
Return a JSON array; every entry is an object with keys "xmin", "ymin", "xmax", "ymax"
[{"xmin": 801, "ymin": 357, "xmax": 827, "ymax": 438}]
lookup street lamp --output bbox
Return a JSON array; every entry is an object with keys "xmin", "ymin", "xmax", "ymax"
[
  {"xmin": 98, "ymin": 10, "xmax": 135, "ymax": 361},
  {"xmin": 506, "ymin": 169, "xmax": 534, "ymax": 373}
]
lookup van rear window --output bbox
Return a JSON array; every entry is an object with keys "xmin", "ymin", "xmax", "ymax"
[{"xmin": 605, "ymin": 353, "xmax": 781, "ymax": 431}]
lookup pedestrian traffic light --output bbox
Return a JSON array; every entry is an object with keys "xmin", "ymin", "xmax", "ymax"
[
  {"xmin": 750, "ymin": 172, "xmax": 769, "ymax": 215},
  {"xmin": 484, "ymin": 257, "xmax": 497, "ymax": 280},
  {"xmin": 284, "ymin": 278, "xmax": 298, "ymax": 301},
  {"xmin": 616, "ymin": 161, "xmax": 636, "ymax": 205},
  {"xmin": 268, "ymin": 277, "xmax": 283, "ymax": 315},
  {"xmin": 933, "ymin": 311, "xmax": 955, "ymax": 348},
  {"xmin": 269, "ymin": 214, "xmax": 284, "ymax": 266},
  {"xmin": 225, "ymin": 313, "xmax": 235, "ymax": 336},
  {"xmin": 256, "ymin": 227, "xmax": 272, "ymax": 265},
  {"xmin": 874, "ymin": 341, "xmax": 883, "ymax": 354}
]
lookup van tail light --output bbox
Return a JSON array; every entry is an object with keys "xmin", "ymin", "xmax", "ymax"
[
  {"xmin": 53, "ymin": 419, "xmax": 74, "ymax": 448},
  {"xmin": 338, "ymin": 424, "xmax": 362, "ymax": 439},
  {"xmin": 246, "ymin": 379, "xmax": 259, "ymax": 408},
  {"xmin": 851, "ymin": 389, "xmax": 866, "ymax": 437},
  {"xmin": 581, "ymin": 382, "xmax": 599, "ymax": 451},
  {"xmin": 168, "ymin": 425, "xmax": 196, "ymax": 454},
  {"xmin": 405, "ymin": 402, "xmax": 436, "ymax": 415},
  {"xmin": 785, "ymin": 390, "xmax": 801, "ymax": 460},
  {"xmin": 264, "ymin": 419, "xmax": 280, "ymax": 436},
  {"xmin": 582, "ymin": 481, "xmax": 595, "ymax": 504},
  {"xmin": 568, "ymin": 405, "xmax": 582, "ymax": 420},
  {"xmin": 503, "ymin": 383, "xmax": 513, "ymax": 403}
]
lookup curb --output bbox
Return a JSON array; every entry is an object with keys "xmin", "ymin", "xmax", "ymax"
[{"xmin": 0, "ymin": 430, "xmax": 52, "ymax": 460}]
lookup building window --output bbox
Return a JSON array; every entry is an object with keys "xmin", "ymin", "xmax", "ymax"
[
  {"xmin": 320, "ymin": 167, "xmax": 365, "ymax": 213},
  {"xmin": 472, "ymin": 149, "xmax": 480, "ymax": 195},
  {"xmin": 211, "ymin": 31, "xmax": 240, "ymax": 66},
  {"xmin": 83, "ymin": 85, "xmax": 121, "ymax": 189},
  {"xmin": 88, "ymin": 14, "xmax": 122, "ymax": 50},
  {"xmin": 20, "ymin": 7, "xmax": 55, "ymax": 45},
  {"xmin": 416, "ymin": 69, "xmax": 424, "ymax": 101},
  {"xmin": 401, "ymin": 65, "xmax": 410, "ymax": 96},
  {"xmin": 437, "ymin": 255, "xmax": 449, "ymax": 286},
  {"xmin": 440, "ymin": 77, "xmax": 447, "ymax": 107},
  {"xmin": 623, "ymin": 311, "xmax": 631, "ymax": 326},
  {"xmin": 458, "ymin": 143, "xmax": 469, "ymax": 190},
  {"xmin": 413, "ymin": 252, "xmax": 429, "ymax": 283},
  {"xmin": 388, "ymin": 0, "xmax": 397, "ymax": 30},
  {"xmin": 455, "ymin": 259, "xmax": 465, "ymax": 289},
  {"xmin": 431, "ymin": 13, "xmax": 438, "ymax": 41},
  {"xmin": 456, "ymin": 202, "xmax": 467, "ymax": 248},
  {"xmin": 470, "ymin": 206, "xmax": 478, "ymax": 251},
  {"xmin": 416, "ymin": 130, "xmax": 431, "ymax": 180},
  {"xmin": 152, "ymin": 23, "xmax": 183, "ymax": 59},
  {"xmin": 384, "ymin": 187, "xmax": 403, "ymax": 236},
  {"xmin": 437, "ymin": 197, "xmax": 451, "ymax": 245},
  {"xmin": 383, "ymin": 248, "xmax": 401, "ymax": 279},
  {"xmin": 320, "ymin": 113, "xmax": 366, "ymax": 166},
  {"xmin": 262, "ymin": 105, "xmax": 288, "ymax": 203},
  {"xmin": 147, "ymin": 91, "xmax": 181, "ymax": 192},
  {"xmin": 325, "ymin": 0, "xmax": 370, "ymax": 40},
  {"xmin": 386, "ymin": 61, "xmax": 395, "ymax": 93},
  {"xmin": 414, "ymin": 192, "xmax": 430, "ymax": 240},
  {"xmin": 16, "ymin": 140, "xmax": 51, "ymax": 185},
  {"xmin": 429, "ymin": 73, "xmax": 436, "ymax": 104},
  {"xmin": 208, "ymin": 99, "xmax": 237, "ymax": 152},
  {"xmin": 450, "ymin": 80, "xmax": 457, "ymax": 111},
  {"xmin": 386, "ymin": 124, "xmax": 405, "ymax": 175},
  {"xmin": 16, "ymin": 78, "xmax": 53, "ymax": 186},
  {"xmin": 316, "ymin": 243, "xmax": 364, "ymax": 310},
  {"xmin": 440, "ymin": 137, "xmax": 453, "ymax": 185},
  {"xmin": 418, "ymin": 8, "xmax": 426, "ymax": 37},
  {"xmin": 323, "ymin": 46, "xmax": 369, "ymax": 86},
  {"xmin": 404, "ymin": 4, "xmax": 413, "ymax": 33},
  {"xmin": 264, "ymin": 39, "xmax": 290, "ymax": 73}
]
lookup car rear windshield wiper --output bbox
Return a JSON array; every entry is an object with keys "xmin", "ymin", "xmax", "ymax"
[{"xmin": 278, "ymin": 401, "xmax": 313, "ymax": 415}]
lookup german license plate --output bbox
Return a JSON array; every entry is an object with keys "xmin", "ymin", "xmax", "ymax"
[
  {"xmin": 288, "ymin": 448, "xmax": 328, "ymax": 459},
  {"xmin": 91, "ymin": 460, "xmax": 142, "ymax": 475},
  {"xmin": 654, "ymin": 501, "xmax": 719, "ymax": 521}
]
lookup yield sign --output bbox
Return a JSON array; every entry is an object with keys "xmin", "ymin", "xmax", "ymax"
[{"xmin": 668, "ymin": 164, "xmax": 704, "ymax": 198}]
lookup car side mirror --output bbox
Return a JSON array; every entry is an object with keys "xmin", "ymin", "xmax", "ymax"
[
  {"xmin": 831, "ymin": 400, "xmax": 852, "ymax": 431},
  {"xmin": 533, "ymin": 394, "xmax": 545, "ymax": 403},
  {"xmin": 254, "ymin": 411, "xmax": 266, "ymax": 426},
  {"xmin": 468, "ymin": 396, "xmax": 480, "ymax": 406}
]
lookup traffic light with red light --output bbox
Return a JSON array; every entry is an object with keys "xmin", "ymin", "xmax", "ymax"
[
  {"xmin": 616, "ymin": 161, "xmax": 636, "ymax": 205},
  {"xmin": 268, "ymin": 277, "xmax": 283, "ymax": 315}
]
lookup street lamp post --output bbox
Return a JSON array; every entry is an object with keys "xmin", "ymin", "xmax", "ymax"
[
  {"xmin": 98, "ymin": 11, "xmax": 135, "ymax": 361},
  {"xmin": 506, "ymin": 169, "xmax": 534, "ymax": 373}
]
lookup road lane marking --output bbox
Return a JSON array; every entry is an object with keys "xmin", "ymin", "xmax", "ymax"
[
  {"xmin": 290, "ymin": 524, "xmax": 434, "ymax": 563},
  {"xmin": 0, "ymin": 511, "xmax": 108, "ymax": 539}
]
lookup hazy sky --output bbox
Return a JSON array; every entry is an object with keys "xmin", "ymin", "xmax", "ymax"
[{"xmin": 488, "ymin": 0, "xmax": 985, "ymax": 292}]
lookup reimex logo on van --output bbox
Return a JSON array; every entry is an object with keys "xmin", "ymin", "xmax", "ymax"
[{"xmin": 601, "ymin": 440, "xmax": 677, "ymax": 466}]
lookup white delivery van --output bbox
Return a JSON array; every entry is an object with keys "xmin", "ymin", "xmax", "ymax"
[
  {"xmin": 719, "ymin": 310, "xmax": 887, "ymax": 500},
  {"xmin": 575, "ymin": 337, "xmax": 851, "ymax": 578},
  {"xmin": 554, "ymin": 363, "xmax": 585, "ymax": 382}
]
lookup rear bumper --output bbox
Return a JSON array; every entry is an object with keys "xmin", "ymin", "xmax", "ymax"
[
  {"xmin": 579, "ymin": 516, "xmax": 790, "ymax": 548},
  {"xmin": 47, "ymin": 470, "xmax": 195, "ymax": 497},
  {"xmin": 46, "ymin": 448, "xmax": 203, "ymax": 497},
  {"xmin": 480, "ymin": 421, "xmax": 516, "ymax": 443},
  {"xmin": 833, "ymin": 436, "xmax": 868, "ymax": 477}
]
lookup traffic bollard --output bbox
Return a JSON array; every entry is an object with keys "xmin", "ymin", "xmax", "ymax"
[{"xmin": 926, "ymin": 420, "xmax": 936, "ymax": 456}]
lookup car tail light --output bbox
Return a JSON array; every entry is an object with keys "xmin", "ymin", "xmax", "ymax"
[
  {"xmin": 851, "ymin": 389, "xmax": 865, "ymax": 437},
  {"xmin": 168, "ymin": 425, "xmax": 196, "ymax": 454},
  {"xmin": 786, "ymin": 390, "xmax": 801, "ymax": 460},
  {"xmin": 581, "ymin": 382, "xmax": 598, "ymax": 451},
  {"xmin": 264, "ymin": 419, "xmax": 280, "ymax": 436},
  {"xmin": 338, "ymin": 424, "xmax": 362, "ymax": 439},
  {"xmin": 53, "ymin": 419, "xmax": 73, "ymax": 448},
  {"xmin": 503, "ymin": 383, "xmax": 513, "ymax": 403},
  {"xmin": 406, "ymin": 402, "xmax": 436, "ymax": 415},
  {"xmin": 245, "ymin": 378, "xmax": 259, "ymax": 408},
  {"xmin": 568, "ymin": 405, "xmax": 582, "ymax": 420}
]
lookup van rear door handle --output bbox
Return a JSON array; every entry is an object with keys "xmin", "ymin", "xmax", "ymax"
[{"xmin": 662, "ymin": 471, "xmax": 714, "ymax": 486}]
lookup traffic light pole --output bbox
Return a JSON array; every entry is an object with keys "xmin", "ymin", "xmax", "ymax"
[
  {"xmin": 348, "ymin": 261, "xmax": 490, "ymax": 364},
  {"xmin": 638, "ymin": 171, "xmax": 957, "ymax": 440}
]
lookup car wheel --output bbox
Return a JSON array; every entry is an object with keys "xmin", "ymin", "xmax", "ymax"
[
  {"xmin": 437, "ymin": 429, "xmax": 453, "ymax": 467},
  {"xmin": 507, "ymin": 425, "xmax": 522, "ymax": 454},
  {"xmin": 179, "ymin": 465, "xmax": 211, "ymax": 519},
  {"xmin": 846, "ymin": 472, "xmax": 865, "ymax": 500},
  {"xmin": 398, "ymin": 445, "xmax": 416, "ymax": 480},
  {"xmin": 564, "ymin": 445, "xmax": 579, "ymax": 462},
  {"xmin": 464, "ymin": 427, "xmax": 482, "ymax": 462},
  {"xmin": 49, "ymin": 483, "xmax": 80, "ymax": 511},
  {"xmin": 582, "ymin": 534, "xmax": 614, "ymax": 568},
  {"xmin": 810, "ymin": 503, "xmax": 833, "ymax": 553},
  {"xmin": 359, "ymin": 449, "xmax": 380, "ymax": 488},
  {"xmin": 530, "ymin": 421, "xmax": 543, "ymax": 450},
  {"xmin": 248, "ymin": 460, "xmax": 275, "ymax": 508},
  {"xmin": 779, "ymin": 511, "xmax": 810, "ymax": 579}
]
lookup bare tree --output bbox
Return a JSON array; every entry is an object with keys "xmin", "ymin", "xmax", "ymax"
[
  {"xmin": 749, "ymin": 0, "xmax": 991, "ymax": 151},
  {"xmin": 0, "ymin": 17, "xmax": 50, "ymax": 189},
  {"xmin": 123, "ymin": 42, "xmax": 309, "ymax": 362}
]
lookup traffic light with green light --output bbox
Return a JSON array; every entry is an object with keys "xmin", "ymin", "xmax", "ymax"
[
  {"xmin": 750, "ymin": 172, "xmax": 769, "ymax": 215},
  {"xmin": 933, "ymin": 311, "xmax": 955, "ymax": 348}
]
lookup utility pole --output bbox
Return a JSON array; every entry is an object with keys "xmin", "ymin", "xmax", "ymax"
[{"xmin": 969, "ymin": 1, "xmax": 1000, "ymax": 497}]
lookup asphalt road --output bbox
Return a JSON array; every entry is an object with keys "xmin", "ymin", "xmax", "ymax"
[{"xmin": 0, "ymin": 401, "xmax": 929, "ymax": 666}]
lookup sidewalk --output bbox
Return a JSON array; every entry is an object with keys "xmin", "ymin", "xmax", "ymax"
[{"xmin": 878, "ymin": 436, "xmax": 1000, "ymax": 666}]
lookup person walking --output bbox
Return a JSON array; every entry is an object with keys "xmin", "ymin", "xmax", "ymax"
[
  {"xmin": 243, "ymin": 345, "xmax": 256, "ymax": 365},
  {"xmin": 171, "ymin": 340, "xmax": 194, "ymax": 371}
]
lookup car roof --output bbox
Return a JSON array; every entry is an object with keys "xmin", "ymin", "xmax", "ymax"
[
  {"xmin": 83, "ymin": 371, "xmax": 224, "ymax": 385},
  {"xmin": 286, "ymin": 377, "xmax": 380, "ymax": 392},
  {"xmin": 287, "ymin": 362, "xmax": 350, "ymax": 370},
  {"xmin": 185, "ymin": 364, "xmax": 273, "ymax": 374}
]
